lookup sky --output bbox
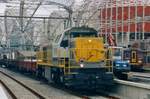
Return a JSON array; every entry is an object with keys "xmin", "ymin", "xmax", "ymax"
[
  {"xmin": 0, "ymin": 3, "xmax": 6, "ymax": 15},
  {"xmin": 75, "ymin": 0, "xmax": 83, "ymax": 4},
  {"xmin": 0, "ymin": 0, "xmax": 84, "ymax": 16},
  {"xmin": 35, "ymin": 0, "xmax": 84, "ymax": 16}
]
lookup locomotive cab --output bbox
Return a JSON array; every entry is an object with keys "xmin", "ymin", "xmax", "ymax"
[{"xmin": 60, "ymin": 28, "xmax": 105, "ymax": 67}]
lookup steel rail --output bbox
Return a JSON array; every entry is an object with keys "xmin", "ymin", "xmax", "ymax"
[
  {"xmin": 0, "ymin": 79, "xmax": 17, "ymax": 99},
  {"xmin": 0, "ymin": 68, "xmax": 119, "ymax": 99},
  {"xmin": 0, "ymin": 70, "xmax": 45, "ymax": 99}
]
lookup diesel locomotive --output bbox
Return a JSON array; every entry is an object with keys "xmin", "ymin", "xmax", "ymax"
[
  {"xmin": 106, "ymin": 46, "xmax": 130, "ymax": 80},
  {"xmin": 36, "ymin": 26, "xmax": 114, "ymax": 88}
]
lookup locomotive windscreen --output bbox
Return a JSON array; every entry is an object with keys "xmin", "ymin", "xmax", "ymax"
[{"xmin": 70, "ymin": 32, "xmax": 97, "ymax": 38}]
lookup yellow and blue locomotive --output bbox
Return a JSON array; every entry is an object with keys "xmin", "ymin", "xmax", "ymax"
[
  {"xmin": 36, "ymin": 26, "xmax": 113, "ymax": 88},
  {"xmin": 106, "ymin": 46, "xmax": 130, "ymax": 80}
]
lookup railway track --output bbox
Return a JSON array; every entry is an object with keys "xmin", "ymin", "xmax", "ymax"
[
  {"xmin": 0, "ymin": 68, "xmax": 120, "ymax": 99},
  {"xmin": 128, "ymin": 72, "xmax": 150, "ymax": 83},
  {"xmin": 0, "ymin": 69, "xmax": 90, "ymax": 99},
  {"xmin": 132, "ymin": 72, "xmax": 150, "ymax": 78},
  {"xmin": 0, "ymin": 79, "xmax": 17, "ymax": 99},
  {"xmin": 0, "ymin": 70, "xmax": 45, "ymax": 99},
  {"xmin": 48, "ymin": 83, "xmax": 91, "ymax": 99},
  {"xmin": 89, "ymin": 90, "xmax": 120, "ymax": 99},
  {"xmin": 49, "ymin": 83, "xmax": 120, "ymax": 99}
]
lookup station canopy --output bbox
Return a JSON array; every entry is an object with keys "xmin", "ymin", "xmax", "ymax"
[{"xmin": 0, "ymin": 0, "xmax": 76, "ymax": 17}]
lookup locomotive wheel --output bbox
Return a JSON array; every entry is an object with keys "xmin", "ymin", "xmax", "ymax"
[
  {"xmin": 51, "ymin": 68, "xmax": 64, "ymax": 84},
  {"xmin": 51, "ymin": 72, "xmax": 55, "ymax": 82},
  {"xmin": 51, "ymin": 72, "xmax": 58, "ymax": 83},
  {"xmin": 59, "ymin": 75, "xmax": 64, "ymax": 85},
  {"xmin": 36, "ymin": 66, "xmax": 43, "ymax": 79}
]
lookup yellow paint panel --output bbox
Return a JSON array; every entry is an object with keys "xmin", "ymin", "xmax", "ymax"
[
  {"xmin": 36, "ymin": 50, "xmax": 52, "ymax": 64},
  {"xmin": 131, "ymin": 51, "xmax": 137, "ymax": 63},
  {"xmin": 74, "ymin": 37, "xmax": 105, "ymax": 62}
]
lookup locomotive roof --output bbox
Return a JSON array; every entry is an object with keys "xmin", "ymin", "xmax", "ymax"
[
  {"xmin": 64, "ymin": 26, "xmax": 97, "ymax": 35},
  {"xmin": 17, "ymin": 51, "xmax": 36, "ymax": 57}
]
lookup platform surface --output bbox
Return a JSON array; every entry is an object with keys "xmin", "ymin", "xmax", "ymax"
[{"xmin": 0, "ymin": 84, "xmax": 8, "ymax": 99}]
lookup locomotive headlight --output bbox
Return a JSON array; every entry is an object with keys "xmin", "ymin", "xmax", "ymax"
[
  {"xmin": 123, "ymin": 64, "xmax": 127, "ymax": 67},
  {"xmin": 88, "ymin": 39, "xmax": 92, "ymax": 43},
  {"xmin": 80, "ymin": 63, "xmax": 84, "ymax": 68},
  {"xmin": 138, "ymin": 60, "xmax": 142, "ymax": 63}
]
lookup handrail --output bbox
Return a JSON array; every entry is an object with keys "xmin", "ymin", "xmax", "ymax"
[
  {"xmin": 58, "ymin": 48, "xmax": 113, "ymax": 74},
  {"xmin": 36, "ymin": 48, "xmax": 113, "ymax": 74},
  {"xmin": 105, "ymin": 59, "xmax": 113, "ymax": 72}
]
